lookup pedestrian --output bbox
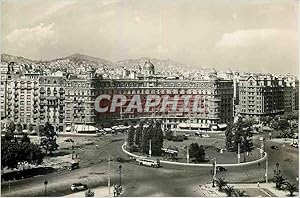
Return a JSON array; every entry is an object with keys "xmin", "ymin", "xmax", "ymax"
[{"xmin": 257, "ymin": 181, "xmax": 260, "ymax": 187}]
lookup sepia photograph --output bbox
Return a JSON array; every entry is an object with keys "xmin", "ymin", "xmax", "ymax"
[{"xmin": 0, "ymin": 0, "xmax": 299, "ymax": 197}]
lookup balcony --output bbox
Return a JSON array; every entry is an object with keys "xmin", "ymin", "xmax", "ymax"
[
  {"xmin": 58, "ymin": 109, "xmax": 64, "ymax": 114},
  {"xmin": 39, "ymin": 89, "xmax": 45, "ymax": 94},
  {"xmin": 33, "ymin": 109, "xmax": 38, "ymax": 114},
  {"xmin": 14, "ymin": 109, "xmax": 18, "ymax": 113},
  {"xmin": 14, "ymin": 98, "xmax": 18, "ymax": 101},
  {"xmin": 40, "ymin": 108, "xmax": 45, "ymax": 113}
]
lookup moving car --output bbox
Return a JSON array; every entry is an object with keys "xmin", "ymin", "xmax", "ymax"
[
  {"xmin": 70, "ymin": 183, "xmax": 88, "ymax": 191},
  {"xmin": 136, "ymin": 158, "xmax": 160, "ymax": 168},
  {"xmin": 202, "ymin": 134, "xmax": 210, "ymax": 138},
  {"xmin": 68, "ymin": 162, "xmax": 79, "ymax": 170},
  {"xmin": 65, "ymin": 138, "xmax": 74, "ymax": 143},
  {"xmin": 290, "ymin": 142, "xmax": 299, "ymax": 148},
  {"xmin": 216, "ymin": 166, "xmax": 227, "ymax": 172},
  {"xmin": 270, "ymin": 145, "xmax": 279, "ymax": 150}
]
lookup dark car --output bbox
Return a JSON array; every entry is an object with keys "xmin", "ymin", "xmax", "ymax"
[
  {"xmin": 216, "ymin": 166, "xmax": 227, "ymax": 172},
  {"xmin": 270, "ymin": 145, "xmax": 279, "ymax": 150},
  {"xmin": 65, "ymin": 138, "xmax": 74, "ymax": 143},
  {"xmin": 70, "ymin": 183, "xmax": 88, "ymax": 191}
]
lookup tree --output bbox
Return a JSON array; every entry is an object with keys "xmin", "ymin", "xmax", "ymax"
[
  {"xmin": 141, "ymin": 123, "xmax": 151, "ymax": 154},
  {"xmin": 1, "ymin": 134, "xmax": 44, "ymax": 171},
  {"xmin": 278, "ymin": 119, "xmax": 290, "ymax": 131},
  {"xmin": 39, "ymin": 122, "xmax": 59, "ymax": 155},
  {"xmin": 225, "ymin": 116, "xmax": 254, "ymax": 158},
  {"xmin": 16, "ymin": 123, "xmax": 23, "ymax": 133},
  {"xmin": 285, "ymin": 182, "xmax": 297, "ymax": 196},
  {"xmin": 85, "ymin": 188, "xmax": 95, "ymax": 197},
  {"xmin": 21, "ymin": 133, "xmax": 30, "ymax": 143},
  {"xmin": 215, "ymin": 178, "xmax": 228, "ymax": 192},
  {"xmin": 165, "ymin": 129, "xmax": 173, "ymax": 140},
  {"xmin": 274, "ymin": 175, "xmax": 287, "ymax": 190},
  {"xmin": 28, "ymin": 124, "xmax": 33, "ymax": 132},
  {"xmin": 189, "ymin": 143, "xmax": 206, "ymax": 162},
  {"xmin": 151, "ymin": 121, "xmax": 164, "ymax": 156},
  {"xmin": 6, "ymin": 120, "xmax": 15, "ymax": 133},
  {"xmin": 224, "ymin": 185, "xmax": 235, "ymax": 197},
  {"xmin": 234, "ymin": 189, "xmax": 247, "ymax": 197},
  {"xmin": 127, "ymin": 126, "xmax": 135, "ymax": 147},
  {"xmin": 135, "ymin": 124, "xmax": 143, "ymax": 149}
]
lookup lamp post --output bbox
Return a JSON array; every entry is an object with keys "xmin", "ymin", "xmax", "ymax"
[
  {"xmin": 119, "ymin": 164, "xmax": 122, "ymax": 187},
  {"xmin": 44, "ymin": 180, "xmax": 48, "ymax": 196},
  {"xmin": 211, "ymin": 158, "xmax": 217, "ymax": 187}
]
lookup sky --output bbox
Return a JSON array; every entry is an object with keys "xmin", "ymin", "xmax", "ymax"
[{"xmin": 1, "ymin": 0, "xmax": 299, "ymax": 74}]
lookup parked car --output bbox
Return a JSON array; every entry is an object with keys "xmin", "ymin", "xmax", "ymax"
[
  {"xmin": 270, "ymin": 145, "xmax": 279, "ymax": 150},
  {"xmin": 70, "ymin": 183, "xmax": 88, "ymax": 191},
  {"xmin": 216, "ymin": 166, "xmax": 227, "ymax": 172},
  {"xmin": 195, "ymin": 132, "xmax": 201, "ymax": 136},
  {"xmin": 68, "ymin": 162, "xmax": 79, "ymax": 170},
  {"xmin": 65, "ymin": 138, "xmax": 74, "ymax": 143},
  {"xmin": 202, "ymin": 134, "xmax": 210, "ymax": 138},
  {"xmin": 290, "ymin": 142, "xmax": 299, "ymax": 148}
]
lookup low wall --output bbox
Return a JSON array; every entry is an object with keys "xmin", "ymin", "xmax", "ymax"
[{"xmin": 122, "ymin": 143, "xmax": 267, "ymax": 167}]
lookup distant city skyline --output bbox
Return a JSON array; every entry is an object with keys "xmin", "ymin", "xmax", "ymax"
[{"xmin": 1, "ymin": 0, "xmax": 299, "ymax": 74}]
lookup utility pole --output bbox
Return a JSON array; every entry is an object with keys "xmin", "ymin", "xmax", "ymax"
[
  {"xmin": 237, "ymin": 142, "xmax": 240, "ymax": 164},
  {"xmin": 260, "ymin": 137, "xmax": 264, "ymax": 158},
  {"xmin": 265, "ymin": 154, "xmax": 268, "ymax": 183},
  {"xmin": 211, "ymin": 158, "xmax": 217, "ymax": 187},
  {"xmin": 149, "ymin": 139, "xmax": 152, "ymax": 157},
  {"xmin": 108, "ymin": 155, "xmax": 111, "ymax": 195},
  {"xmin": 186, "ymin": 144, "xmax": 189, "ymax": 163}
]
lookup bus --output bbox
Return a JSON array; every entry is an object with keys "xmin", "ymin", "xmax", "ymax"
[{"xmin": 136, "ymin": 158, "xmax": 160, "ymax": 168}]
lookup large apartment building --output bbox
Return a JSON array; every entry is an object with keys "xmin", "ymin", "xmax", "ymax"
[
  {"xmin": 238, "ymin": 74, "xmax": 285, "ymax": 116},
  {"xmin": 1, "ymin": 61, "xmax": 298, "ymax": 132}
]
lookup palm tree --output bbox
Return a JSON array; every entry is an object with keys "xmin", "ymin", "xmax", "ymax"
[
  {"xmin": 285, "ymin": 182, "xmax": 297, "ymax": 196},
  {"xmin": 224, "ymin": 185, "xmax": 235, "ymax": 197},
  {"xmin": 274, "ymin": 175, "xmax": 287, "ymax": 190},
  {"xmin": 234, "ymin": 189, "xmax": 248, "ymax": 197},
  {"xmin": 215, "ymin": 178, "xmax": 228, "ymax": 192}
]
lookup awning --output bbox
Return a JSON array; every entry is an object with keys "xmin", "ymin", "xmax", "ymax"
[
  {"xmin": 262, "ymin": 126, "xmax": 272, "ymax": 131},
  {"xmin": 211, "ymin": 126, "xmax": 218, "ymax": 130},
  {"xmin": 74, "ymin": 125, "xmax": 98, "ymax": 133},
  {"xmin": 217, "ymin": 124, "xmax": 227, "ymax": 129},
  {"xmin": 178, "ymin": 123, "xmax": 209, "ymax": 129}
]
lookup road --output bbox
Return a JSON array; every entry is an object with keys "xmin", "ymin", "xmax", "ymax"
[{"xmin": 1, "ymin": 133, "xmax": 298, "ymax": 197}]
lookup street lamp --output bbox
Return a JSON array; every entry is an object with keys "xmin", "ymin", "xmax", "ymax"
[
  {"xmin": 211, "ymin": 158, "xmax": 216, "ymax": 187},
  {"xmin": 44, "ymin": 180, "xmax": 48, "ymax": 196},
  {"xmin": 119, "ymin": 164, "xmax": 122, "ymax": 187}
]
